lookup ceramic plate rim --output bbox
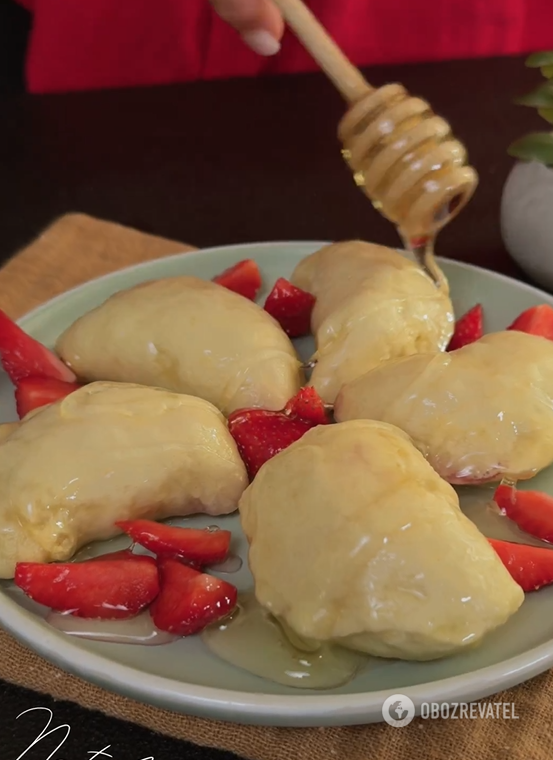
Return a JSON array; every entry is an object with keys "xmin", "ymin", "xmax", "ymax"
[
  {"xmin": 1, "ymin": 240, "xmax": 553, "ymax": 727},
  {"xmin": 13, "ymin": 240, "xmax": 553, "ymax": 330}
]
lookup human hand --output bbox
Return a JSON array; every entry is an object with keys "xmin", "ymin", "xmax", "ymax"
[{"xmin": 209, "ymin": 0, "xmax": 284, "ymax": 56}]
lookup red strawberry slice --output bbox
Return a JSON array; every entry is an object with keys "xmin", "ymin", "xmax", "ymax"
[
  {"xmin": 212, "ymin": 259, "xmax": 262, "ymax": 300},
  {"xmin": 15, "ymin": 376, "xmax": 82, "ymax": 419},
  {"xmin": 284, "ymin": 386, "xmax": 329, "ymax": 425},
  {"xmin": 228, "ymin": 388, "xmax": 329, "ymax": 478},
  {"xmin": 116, "ymin": 520, "xmax": 231, "ymax": 565},
  {"xmin": 507, "ymin": 304, "xmax": 553, "ymax": 340},
  {"xmin": 263, "ymin": 277, "xmax": 316, "ymax": 337},
  {"xmin": 447, "ymin": 304, "xmax": 483, "ymax": 351},
  {"xmin": 488, "ymin": 538, "xmax": 553, "ymax": 591},
  {"xmin": 0, "ymin": 310, "xmax": 76, "ymax": 384},
  {"xmin": 14, "ymin": 555, "xmax": 159, "ymax": 618},
  {"xmin": 228, "ymin": 410, "xmax": 314, "ymax": 478},
  {"xmin": 494, "ymin": 485, "xmax": 553, "ymax": 543},
  {"xmin": 150, "ymin": 558, "xmax": 237, "ymax": 636}
]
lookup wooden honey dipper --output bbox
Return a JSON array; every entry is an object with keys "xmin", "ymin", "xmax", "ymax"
[{"xmin": 271, "ymin": 0, "xmax": 479, "ymax": 282}]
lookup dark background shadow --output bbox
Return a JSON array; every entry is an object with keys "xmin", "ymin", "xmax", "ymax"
[{"xmin": 0, "ymin": 0, "xmax": 30, "ymax": 93}]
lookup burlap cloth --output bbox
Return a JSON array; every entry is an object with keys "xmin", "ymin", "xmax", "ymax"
[{"xmin": 0, "ymin": 213, "xmax": 551, "ymax": 760}]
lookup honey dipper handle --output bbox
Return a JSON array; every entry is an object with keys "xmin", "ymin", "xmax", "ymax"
[{"xmin": 271, "ymin": 0, "xmax": 372, "ymax": 103}]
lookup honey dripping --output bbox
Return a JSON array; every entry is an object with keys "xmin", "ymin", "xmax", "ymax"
[
  {"xmin": 338, "ymin": 85, "xmax": 477, "ymax": 287},
  {"xmin": 267, "ymin": 0, "xmax": 478, "ymax": 284},
  {"xmin": 202, "ymin": 591, "xmax": 367, "ymax": 689}
]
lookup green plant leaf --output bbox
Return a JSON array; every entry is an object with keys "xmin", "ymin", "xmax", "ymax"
[
  {"xmin": 538, "ymin": 107, "xmax": 553, "ymax": 125},
  {"xmin": 542, "ymin": 65, "xmax": 553, "ymax": 79},
  {"xmin": 526, "ymin": 51, "xmax": 553, "ymax": 68},
  {"xmin": 514, "ymin": 81, "xmax": 553, "ymax": 107},
  {"xmin": 508, "ymin": 132, "xmax": 553, "ymax": 165}
]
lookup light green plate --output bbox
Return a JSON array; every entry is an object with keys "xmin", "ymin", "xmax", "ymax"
[{"xmin": 1, "ymin": 241, "xmax": 553, "ymax": 727}]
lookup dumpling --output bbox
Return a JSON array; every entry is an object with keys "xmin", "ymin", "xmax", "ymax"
[
  {"xmin": 0, "ymin": 381, "xmax": 248, "ymax": 579},
  {"xmin": 290, "ymin": 240, "xmax": 454, "ymax": 403},
  {"xmin": 56, "ymin": 276, "xmax": 303, "ymax": 415},
  {"xmin": 239, "ymin": 420, "xmax": 523, "ymax": 660},
  {"xmin": 0, "ymin": 422, "xmax": 18, "ymax": 444},
  {"xmin": 335, "ymin": 331, "xmax": 553, "ymax": 484}
]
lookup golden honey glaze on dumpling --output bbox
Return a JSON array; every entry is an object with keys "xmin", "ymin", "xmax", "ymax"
[
  {"xmin": 0, "ymin": 381, "xmax": 248, "ymax": 579},
  {"xmin": 56, "ymin": 276, "xmax": 303, "ymax": 415},
  {"xmin": 335, "ymin": 331, "xmax": 553, "ymax": 484},
  {"xmin": 239, "ymin": 420, "xmax": 523, "ymax": 661},
  {"xmin": 290, "ymin": 240, "xmax": 454, "ymax": 403}
]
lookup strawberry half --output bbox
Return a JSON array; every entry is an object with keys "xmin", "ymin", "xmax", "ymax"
[
  {"xmin": 507, "ymin": 304, "xmax": 553, "ymax": 340},
  {"xmin": 150, "ymin": 558, "xmax": 237, "ymax": 636},
  {"xmin": 15, "ymin": 376, "xmax": 82, "ymax": 419},
  {"xmin": 228, "ymin": 411, "xmax": 314, "ymax": 479},
  {"xmin": 494, "ymin": 485, "xmax": 553, "ymax": 544},
  {"xmin": 212, "ymin": 259, "xmax": 262, "ymax": 300},
  {"xmin": 447, "ymin": 304, "xmax": 483, "ymax": 351},
  {"xmin": 14, "ymin": 554, "xmax": 159, "ymax": 618},
  {"xmin": 284, "ymin": 386, "xmax": 329, "ymax": 425},
  {"xmin": 0, "ymin": 310, "xmax": 76, "ymax": 384},
  {"xmin": 228, "ymin": 387, "xmax": 330, "ymax": 478},
  {"xmin": 488, "ymin": 538, "xmax": 553, "ymax": 591},
  {"xmin": 116, "ymin": 520, "xmax": 231, "ymax": 565},
  {"xmin": 263, "ymin": 277, "xmax": 315, "ymax": 337}
]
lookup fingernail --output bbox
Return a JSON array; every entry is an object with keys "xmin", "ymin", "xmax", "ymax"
[{"xmin": 242, "ymin": 30, "xmax": 281, "ymax": 56}]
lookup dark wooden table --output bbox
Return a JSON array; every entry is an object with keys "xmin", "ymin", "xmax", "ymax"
[{"xmin": 0, "ymin": 54, "xmax": 546, "ymax": 758}]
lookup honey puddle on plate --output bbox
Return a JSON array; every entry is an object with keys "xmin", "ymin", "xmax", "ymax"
[
  {"xmin": 46, "ymin": 610, "xmax": 178, "ymax": 646},
  {"xmin": 46, "ymin": 590, "xmax": 367, "ymax": 689},
  {"xmin": 201, "ymin": 591, "xmax": 368, "ymax": 689}
]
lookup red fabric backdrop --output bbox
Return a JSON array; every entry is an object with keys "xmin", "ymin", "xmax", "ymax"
[{"xmin": 16, "ymin": 0, "xmax": 553, "ymax": 93}]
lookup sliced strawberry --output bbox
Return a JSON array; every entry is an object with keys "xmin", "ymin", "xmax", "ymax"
[
  {"xmin": 14, "ymin": 555, "xmax": 159, "ymax": 618},
  {"xmin": 150, "ymin": 558, "xmax": 237, "ymax": 636},
  {"xmin": 263, "ymin": 277, "xmax": 316, "ymax": 337},
  {"xmin": 212, "ymin": 259, "xmax": 262, "ymax": 300},
  {"xmin": 14, "ymin": 376, "xmax": 82, "ymax": 419},
  {"xmin": 488, "ymin": 538, "xmax": 553, "ymax": 591},
  {"xmin": 494, "ymin": 485, "xmax": 553, "ymax": 543},
  {"xmin": 507, "ymin": 304, "xmax": 553, "ymax": 340},
  {"xmin": 447, "ymin": 304, "xmax": 483, "ymax": 351},
  {"xmin": 229, "ymin": 387, "xmax": 329, "ymax": 478},
  {"xmin": 228, "ymin": 410, "xmax": 313, "ymax": 478},
  {"xmin": 115, "ymin": 520, "xmax": 231, "ymax": 565},
  {"xmin": 284, "ymin": 386, "xmax": 329, "ymax": 425},
  {"xmin": 0, "ymin": 310, "xmax": 76, "ymax": 385}
]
